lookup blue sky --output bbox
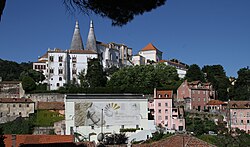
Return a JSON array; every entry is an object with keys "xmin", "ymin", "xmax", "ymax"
[{"xmin": 0, "ymin": 0, "xmax": 249, "ymax": 77}]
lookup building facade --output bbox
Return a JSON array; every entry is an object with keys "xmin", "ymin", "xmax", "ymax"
[
  {"xmin": 148, "ymin": 89, "xmax": 185, "ymax": 131},
  {"xmin": 228, "ymin": 101, "xmax": 250, "ymax": 134},
  {"xmin": 0, "ymin": 81, "xmax": 25, "ymax": 98},
  {"xmin": 65, "ymin": 94, "xmax": 149, "ymax": 142},
  {"xmin": 0, "ymin": 98, "xmax": 35, "ymax": 123},
  {"xmin": 177, "ymin": 80, "xmax": 215, "ymax": 111},
  {"xmin": 33, "ymin": 21, "xmax": 132, "ymax": 90}
]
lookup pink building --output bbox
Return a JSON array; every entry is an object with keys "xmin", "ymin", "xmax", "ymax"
[
  {"xmin": 148, "ymin": 89, "xmax": 185, "ymax": 131},
  {"xmin": 206, "ymin": 100, "xmax": 227, "ymax": 113},
  {"xmin": 177, "ymin": 80, "xmax": 215, "ymax": 111},
  {"xmin": 228, "ymin": 101, "xmax": 250, "ymax": 134}
]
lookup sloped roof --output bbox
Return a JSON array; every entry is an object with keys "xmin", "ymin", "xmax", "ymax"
[
  {"xmin": 156, "ymin": 90, "xmax": 173, "ymax": 99},
  {"xmin": 134, "ymin": 134, "xmax": 215, "ymax": 147},
  {"xmin": 141, "ymin": 43, "xmax": 162, "ymax": 52},
  {"xmin": 70, "ymin": 21, "xmax": 84, "ymax": 50},
  {"xmin": 0, "ymin": 98, "xmax": 33, "ymax": 103},
  {"xmin": 4, "ymin": 135, "xmax": 74, "ymax": 146},
  {"xmin": 207, "ymin": 100, "xmax": 226, "ymax": 105},
  {"xmin": 229, "ymin": 101, "xmax": 250, "ymax": 109},
  {"xmin": 37, "ymin": 102, "xmax": 65, "ymax": 110},
  {"xmin": 39, "ymin": 53, "xmax": 48, "ymax": 59},
  {"xmin": 68, "ymin": 49, "xmax": 97, "ymax": 54}
]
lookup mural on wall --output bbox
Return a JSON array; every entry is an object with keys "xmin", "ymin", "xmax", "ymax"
[{"xmin": 75, "ymin": 101, "xmax": 140, "ymax": 126}]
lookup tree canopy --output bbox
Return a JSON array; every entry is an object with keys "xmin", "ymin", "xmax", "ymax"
[
  {"xmin": 230, "ymin": 67, "xmax": 250, "ymax": 100},
  {"xmin": 185, "ymin": 64, "xmax": 205, "ymax": 82},
  {"xmin": 63, "ymin": 0, "xmax": 166, "ymax": 26},
  {"xmin": 202, "ymin": 65, "xmax": 230, "ymax": 101},
  {"xmin": 0, "ymin": 0, "xmax": 166, "ymax": 26},
  {"xmin": 107, "ymin": 63, "xmax": 180, "ymax": 92}
]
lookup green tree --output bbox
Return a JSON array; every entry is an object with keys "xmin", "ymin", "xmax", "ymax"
[
  {"xmin": 202, "ymin": 65, "xmax": 230, "ymax": 101},
  {"xmin": 1, "ymin": 1, "xmax": 166, "ymax": 26},
  {"xmin": 21, "ymin": 76, "xmax": 36, "ymax": 92},
  {"xmin": 20, "ymin": 69, "xmax": 45, "ymax": 83},
  {"xmin": 185, "ymin": 64, "xmax": 205, "ymax": 82},
  {"xmin": 78, "ymin": 69, "xmax": 89, "ymax": 88},
  {"xmin": 85, "ymin": 58, "xmax": 107, "ymax": 87},
  {"xmin": 231, "ymin": 67, "xmax": 250, "ymax": 100},
  {"xmin": 0, "ymin": 127, "xmax": 5, "ymax": 147},
  {"xmin": 108, "ymin": 63, "xmax": 180, "ymax": 93}
]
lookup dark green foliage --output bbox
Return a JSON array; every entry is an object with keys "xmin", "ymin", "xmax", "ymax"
[
  {"xmin": 0, "ymin": 127, "xmax": 5, "ymax": 147},
  {"xmin": 22, "ymin": 76, "xmax": 36, "ymax": 92},
  {"xmin": 231, "ymin": 67, "xmax": 250, "ymax": 100},
  {"xmin": 63, "ymin": 0, "xmax": 166, "ymax": 26},
  {"xmin": 0, "ymin": 59, "xmax": 32, "ymax": 81},
  {"xmin": 202, "ymin": 65, "xmax": 230, "ymax": 101},
  {"xmin": 107, "ymin": 63, "xmax": 180, "ymax": 92},
  {"xmin": 0, "ymin": 117, "xmax": 35, "ymax": 134},
  {"xmin": 105, "ymin": 66, "xmax": 119, "ymax": 76},
  {"xmin": 104, "ymin": 133, "xmax": 128, "ymax": 145},
  {"xmin": 0, "ymin": 0, "xmax": 5, "ymax": 21},
  {"xmin": 20, "ymin": 69, "xmax": 45, "ymax": 83},
  {"xmin": 185, "ymin": 64, "xmax": 205, "ymax": 82},
  {"xmin": 85, "ymin": 59, "xmax": 107, "ymax": 87}
]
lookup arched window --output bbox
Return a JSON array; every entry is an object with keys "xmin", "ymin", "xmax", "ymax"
[{"xmin": 59, "ymin": 77, "xmax": 62, "ymax": 81}]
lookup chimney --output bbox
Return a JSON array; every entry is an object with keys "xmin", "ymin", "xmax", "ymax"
[
  {"xmin": 154, "ymin": 88, "xmax": 157, "ymax": 98},
  {"xmin": 12, "ymin": 134, "xmax": 16, "ymax": 147}
]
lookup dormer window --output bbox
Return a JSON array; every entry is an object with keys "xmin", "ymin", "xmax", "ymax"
[
  {"xmin": 158, "ymin": 94, "xmax": 162, "ymax": 98},
  {"xmin": 232, "ymin": 104, "xmax": 237, "ymax": 108},
  {"xmin": 165, "ymin": 94, "xmax": 169, "ymax": 98},
  {"xmin": 245, "ymin": 103, "xmax": 250, "ymax": 108}
]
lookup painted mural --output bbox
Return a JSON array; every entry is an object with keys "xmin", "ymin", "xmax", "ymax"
[{"xmin": 75, "ymin": 102, "xmax": 140, "ymax": 126}]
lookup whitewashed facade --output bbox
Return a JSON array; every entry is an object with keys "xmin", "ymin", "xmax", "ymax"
[{"xmin": 65, "ymin": 94, "xmax": 150, "ymax": 142}]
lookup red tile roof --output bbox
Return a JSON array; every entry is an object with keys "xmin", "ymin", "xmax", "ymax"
[
  {"xmin": 38, "ymin": 102, "xmax": 65, "ymax": 110},
  {"xmin": 0, "ymin": 98, "xmax": 33, "ymax": 103},
  {"xmin": 134, "ymin": 134, "xmax": 215, "ymax": 147},
  {"xmin": 156, "ymin": 90, "xmax": 173, "ymax": 99},
  {"xmin": 4, "ymin": 135, "xmax": 74, "ymax": 146},
  {"xmin": 141, "ymin": 43, "xmax": 162, "ymax": 52},
  {"xmin": 229, "ymin": 101, "xmax": 250, "ymax": 109},
  {"xmin": 39, "ymin": 53, "xmax": 48, "ymax": 59},
  {"xmin": 207, "ymin": 100, "xmax": 226, "ymax": 105}
]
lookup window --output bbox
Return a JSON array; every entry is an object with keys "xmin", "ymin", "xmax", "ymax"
[
  {"xmin": 165, "ymin": 116, "xmax": 168, "ymax": 120},
  {"xmin": 241, "ymin": 120, "xmax": 243, "ymax": 124},
  {"xmin": 50, "ymin": 69, "xmax": 54, "ymax": 74},
  {"xmin": 193, "ymin": 98, "xmax": 195, "ymax": 101},
  {"xmin": 247, "ymin": 120, "xmax": 250, "ymax": 124},
  {"xmin": 121, "ymin": 125, "xmax": 124, "ymax": 129},
  {"xmin": 72, "ymin": 56, "xmax": 77, "ymax": 63},
  {"xmin": 13, "ymin": 104, "xmax": 15, "ymax": 107},
  {"xmin": 57, "ymin": 83, "xmax": 60, "ymax": 87},
  {"xmin": 158, "ymin": 94, "xmax": 161, "ymax": 98},
  {"xmin": 158, "ymin": 103, "xmax": 161, "ymax": 107},
  {"xmin": 72, "ymin": 69, "xmax": 77, "ymax": 74},
  {"xmin": 192, "ymin": 91, "xmax": 195, "ymax": 94},
  {"xmin": 198, "ymin": 91, "xmax": 200, "ymax": 94},
  {"xmin": 19, "ymin": 112, "xmax": 22, "ymax": 116},
  {"xmin": 27, "ymin": 104, "xmax": 29, "ymax": 107},
  {"xmin": 13, "ymin": 112, "xmax": 15, "ymax": 115},
  {"xmin": 158, "ymin": 109, "xmax": 161, "ymax": 113},
  {"xmin": 165, "ymin": 103, "xmax": 168, "ymax": 107},
  {"xmin": 165, "ymin": 109, "xmax": 168, "ymax": 113},
  {"xmin": 136, "ymin": 125, "xmax": 139, "ymax": 129},
  {"xmin": 58, "ymin": 69, "xmax": 63, "ymax": 74},
  {"xmin": 198, "ymin": 98, "xmax": 200, "ymax": 101},
  {"xmin": 204, "ymin": 98, "xmax": 206, "ymax": 102},
  {"xmin": 19, "ymin": 104, "xmax": 21, "ymax": 107},
  {"xmin": 203, "ymin": 91, "xmax": 206, "ymax": 94},
  {"xmin": 0, "ymin": 112, "xmax": 2, "ymax": 117},
  {"xmin": 158, "ymin": 116, "xmax": 162, "ymax": 120},
  {"xmin": 49, "ymin": 56, "xmax": 54, "ymax": 62},
  {"xmin": 58, "ymin": 56, "xmax": 63, "ymax": 62},
  {"xmin": 247, "ymin": 112, "xmax": 250, "ymax": 117},
  {"xmin": 59, "ymin": 77, "xmax": 62, "ymax": 81},
  {"xmin": 59, "ymin": 63, "xmax": 62, "ymax": 66},
  {"xmin": 91, "ymin": 126, "xmax": 94, "ymax": 129}
]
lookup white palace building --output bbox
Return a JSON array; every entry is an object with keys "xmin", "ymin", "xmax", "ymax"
[{"xmin": 33, "ymin": 21, "xmax": 133, "ymax": 90}]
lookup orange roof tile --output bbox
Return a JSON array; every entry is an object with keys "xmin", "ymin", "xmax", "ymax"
[
  {"xmin": 38, "ymin": 102, "xmax": 65, "ymax": 110},
  {"xmin": 4, "ymin": 135, "xmax": 74, "ymax": 146},
  {"xmin": 156, "ymin": 90, "xmax": 173, "ymax": 99},
  {"xmin": 133, "ymin": 134, "xmax": 215, "ymax": 147},
  {"xmin": 141, "ymin": 43, "xmax": 162, "ymax": 52},
  {"xmin": 229, "ymin": 100, "xmax": 250, "ymax": 109},
  {"xmin": 207, "ymin": 100, "xmax": 225, "ymax": 105}
]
